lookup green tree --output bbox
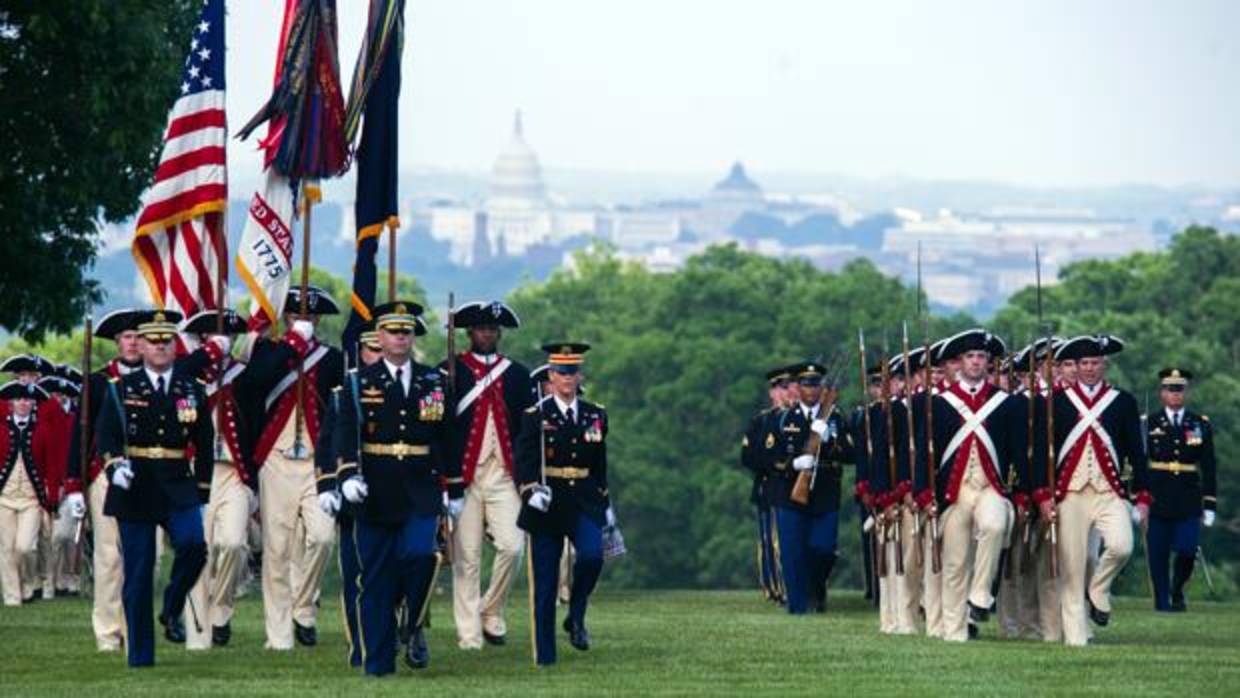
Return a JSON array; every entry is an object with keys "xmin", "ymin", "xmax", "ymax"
[{"xmin": 0, "ymin": 2, "xmax": 199, "ymax": 340}]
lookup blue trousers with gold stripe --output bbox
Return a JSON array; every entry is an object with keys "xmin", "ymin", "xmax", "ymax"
[
  {"xmin": 354, "ymin": 513, "xmax": 437, "ymax": 676},
  {"xmin": 118, "ymin": 506, "xmax": 206, "ymax": 667},
  {"xmin": 530, "ymin": 512, "xmax": 603, "ymax": 666},
  {"xmin": 338, "ymin": 515, "xmax": 362, "ymax": 667}
]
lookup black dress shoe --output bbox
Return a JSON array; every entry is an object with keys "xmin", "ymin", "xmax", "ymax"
[
  {"xmin": 483, "ymin": 630, "xmax": 507, "ymax": 646},
  {"xmin": 294, "ymin": 621, "xmax": 318, "ymax": 647},
  {"xmin": 967, "ymin": 623, "xmax": 979, "ymax": 640},
  {"xmin": 212, "ymin": 623, "xmax": 232, "ymax": 646},
  {"xmin": 562, "ymin": 617, "xmax": 590, "ymax": 651},
  {"xmin": 967, "ymin": 602, "xmax": 990, "ymax": 624},
  {"xmin": 1087, "ymin": 597, "xmax": 1110, "ymax": 627},
  {"xmin": 404, "ymin": 627, "xmax": 429, "ymax": 670},
  {"xmin": 160, "ymin": 612, "xmax": 186, "ymax": 643},
  {"xmin": 1169, "ymin": 595, "xmax": 1187, "ymax": 613}
]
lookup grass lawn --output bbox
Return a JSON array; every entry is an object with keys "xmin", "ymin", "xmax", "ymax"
[{"xmin": 2, "ymin": 587, "xmax": 1238, "ymax": 697}]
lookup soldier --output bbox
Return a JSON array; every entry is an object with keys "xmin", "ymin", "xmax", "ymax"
[
  {"xmin": 766, "ymin": 362, "xmax": 853, "ymax": 615},
  {"xmin": 64, "ymin": 309, "xmax": 146, "ymax": 650},
  {"xmin": 316, "ymin": 319, "xmax": 384, "ymax": 668},
  {"xmin": 908, "ymin": 344, "xmax": 946, "ymax": 638},
  {"xmin": 740, "ymin": 366, "xmax": 791, "ymax": 603},
  {"xmin": 914, "ymin": 328, "xmax": 1025, "ymax": 643},
  {"xmin": 0, "ymin": 382, "xmax": 64, "ymax": 606},
  {"xmin": 94, "ymin": 310, "xmax": 212, "ymax": 667},
  {"xmin": 516, "ymin": 342, "xmax": 612, "ymax": 666},
  {"xmin": 234, "ymin": 287, "xmax": 344, "ymax": 650},
  {"xmin": 851, "ymin": 368, "xmax": 883, "ymax": 606},
  {"xmin": 444, "ymin": 301, "xmax": 532, "ymax": 650},
  {"xmin": 1145, "ymin": 367, "xmax": 1216, "ymax": 612},
  {"xmin": 335, "ymin": 301, "xmax": 458, "ymax": 676},
  {"xmin": 37, "ymin": 373, "xmax": 82, "ymax": 597},
  {"xmin": 181, "ymin": 310, "xmax": 252, "ymax": 649},
  {"xmin": 1034, "ymin": 335, "xmax": 1149, "ymax": 647},
  {"xmin": 863, "ymin": 359, "xmax": 916, "ymax": 634}
]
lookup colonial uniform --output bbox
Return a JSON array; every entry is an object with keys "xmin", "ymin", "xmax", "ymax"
[
  {"xmin": 1034, "ymin": 335, "xmax": 1149, "ymax": 647},
  {"xmin": 234, "ymin": 287, "xmax": 344, "ymax": 649},
  {"xmin": 0, "ymin": 383, "xmax": 58, "ymax": 605},
  {"xmin": 183, "ymin": 310, "xmax": 255, "ymax": 650},
  {"xmin": 740, "ymin": 366, "xmax": 790, "ymax": 604},
  {"xmin": 861, "ymin": 360, "xmax": 918, "ymax": 634},
  {"xmin": 769, "ymin": 362, "xmax": 853, "ymax": 615},
  {"xmin": 444, "ymin": 301, "xmax": 532, "ymax": 649},
  {"xmin": 36, "ymin": 375, "xmax": 80, "ymax": 597},
  {"xmin": 65, "ymin": 309, "xmax": 150, "ymax": 650},
  {"xmin": 515, "ymin": 343, "xmax": 611, "ymax": 666},
  {"xmin": 915, "ymin": 329, "xmax": 1025, "ymax": 643},
  {"xmin": 1145, "ymin": 367, "xmax": 1216, "ymax": 612},
  {"xmin": 334, "ymin": 301, "xmax": 457, "ymax": 676},
  {"xmin": 95, "ymin": 311, "xmax": 213, "ymax": 667}
]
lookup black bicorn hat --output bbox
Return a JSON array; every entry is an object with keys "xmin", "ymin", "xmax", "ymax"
[
  {"xmin": 181, "ymin": 308, "xmax": 247, "ymax": 336},
  {"xmin": 939, "ymin": 328, "xmax": 1006, "ymax": 361},
  {"xmin": 284, "ymin": 286, "xmax": 341, "ymax": 316},
  {"xmin": 455, "ymin": 300, "xmax": 520, "ymax": 329},
  {"xmin": 94, "ymin": 308, "xmax": 144, "ymax": 341},
  {"xmin": 1, "ymin": 354, "xmax": 55, "ymax": 376},
  {"xmin": 0, "ymin": 380, "xmax": 49, "ymax": 401},
  {"xmin": 1054, "ymin": 334, "xmax": 1124, "ymax": 361}
]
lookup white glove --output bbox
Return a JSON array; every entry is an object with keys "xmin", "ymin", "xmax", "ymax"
[
  {"xmin": 1131, "ymin": 504, "xmax": 1144, "ymax": 527},
  {"xmin": 209, "ymin": 335, "xmax": 232, "ymax": 355},
  {"xmin": 341, "ymin": 477, "xmax": 368, "ymax": 504},
  {"xmin": 291, "ymin": 320, "xmax": 314, "ymax": 342},
  {"xmin": 111, "ymin": 461, "xmax": 134, "ymax": 490},
  {"xmin": 528, "ymin": 485, "xmax": 552, "ymax": 512},
  {"xmin": 248, "ymin": 491, "xmax": 260, "ymax": 517},
  {"xmin": 318, "ymin": 491, "xmax": 342, "ymax": 516},
  {"xmin": 792, "ymin": 454, "xmax": 816, "ymax": 471},
  {"xmin": 1203, "ymin": 510, "xmax": 1216, "ymax": 528},
  {"xmin": 64, "ymin": 492, "xmax": 86, "ymax": 520},
  {"xmin": 810, "ymin": 419, "xmax": 828, "ymax": 437},
  {"xmin": 447, "ymin": 497, "xmax": 465, "ymax": 519},
  {"xmin": 605, "ymin": 506, "xmax": 617, "ymax": 527}
]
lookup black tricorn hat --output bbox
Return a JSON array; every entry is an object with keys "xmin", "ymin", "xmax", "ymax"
[
  {"xmin": 94, "ymin": 308, "xmax": 144, "ymax": 340},
  {"xmin": 455, "ymin": 300, "xmax": 520, "ymax": 329},
  {"xmin": 1054, "ymin": 335, "xmax": 1124, "ymax": 361},
  {"xmin": 181, "ymin": 308, "xmax": 247, "ymax": 336},
  {"xmin": 1, "ymin": 354, "xmax": 55, "ymax": 376},
  {"xmin": 284, "ymin": 286, "xmax": 341, "ymax": 316},
  {"xmin": 0, "ymin": 381, "xmax": 48, "ymax": 401}
]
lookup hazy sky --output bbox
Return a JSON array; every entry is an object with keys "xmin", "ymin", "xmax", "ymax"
[{"xmin": 224, "ymin": 0, "xmax": 1240, "ymax": 188}]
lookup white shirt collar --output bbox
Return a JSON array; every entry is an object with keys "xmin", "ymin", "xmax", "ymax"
[
  {"xmin": 553, "ymin": 394, "xmax": 579, "ymax": 419},
  {"xmin": 145, "ymin": 366, "xmax": 173, "ymax": 390},
  {"xmin": 471, "ymin": 351, "xmax": 498, "ymax": 364},
  {"xmin": 12, "ymin": 414, "xmax": 29, "ymax": 428},
  {"xmin": 384, "ymin": 358, "xmax": 412, "ymax": 391},
  {"xmin": 1166, "ymin": 407, "xmax": 1184, "ymax": 423},
  {"xmin": 799, "ymin": 402, "xmax": 818, "ymax": 418},
  {"xmin": 959, "ymin": 377, "xmax": 985, "ymax": 395},
  {"xmin": 1080, "ymin": 381, "xmax": 1102, "ymax": 397}
]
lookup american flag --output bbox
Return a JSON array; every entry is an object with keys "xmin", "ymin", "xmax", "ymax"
[{"xmin": 132, "ymin": 0, "xmax": 227, "ymax": 317}]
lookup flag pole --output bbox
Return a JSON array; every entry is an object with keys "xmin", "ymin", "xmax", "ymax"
[
  {"xmin": 294, "ymin": 183, "xmax": 314, "ymax": 455},
  {"xmin": 388, "ymin": 219, "xmax": 397, "ymax": 303}
]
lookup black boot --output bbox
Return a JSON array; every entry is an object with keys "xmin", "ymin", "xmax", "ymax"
[
  {"xmin": 1087, "ymin": 595, "xmax": 1110, "ymax": 627},
  {"xmin": 212, "ymin": 623, "xmax": 231, "ymax": 646},
  {"xmin": 563, "ymin": 616, "xmax": 590, "ymax": 651},
  {"xmin": 294, "ymin": 621, "xmax": 318, "ymax": 647},
  {"xmin": 819, "ymin": 554, "xmax": 837, "ymax": 613},
  {"xmin": 160, "ymin": 612, "xmax": 186, "ymax": 643},
  {"xmin": 1171, "ymin": 553, "xmax": 1195, "ymax": 612}
]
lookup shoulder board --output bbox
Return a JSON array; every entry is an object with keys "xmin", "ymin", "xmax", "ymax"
[{"xmin": 525, "ymin": 405, "xmax": 538, "ymax": 414}]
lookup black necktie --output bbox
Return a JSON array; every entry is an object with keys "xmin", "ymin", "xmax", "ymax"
[
  {"xmin": 1174, "ymin": 413, "xmax": 1181, "ymax": 429},
  {"xmin": 395, "ymin": 367, "xmax": 405, "ymax": 396},
  {"xmin": 566, "ymin": 406, "xmax": 575, "ymax": 424},
  {"xmin": 157, "ymin": 376, "xmax": 166, "ymax": 395}
]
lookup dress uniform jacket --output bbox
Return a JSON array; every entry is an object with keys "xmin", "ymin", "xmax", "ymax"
[
  {"xmin": 1033, "ymin": 383, "xmax": 1149, "ymax": 505},
  {"xmin": 860, "ymin": 400, "xmax": 913, "ymax": 508},
  {"xmin": 442, "ymin": 353, "xmax": 531, "ymax": 485},
  {"xmin": 335, "ymin": 360, "xmax": 457, "ymax": 524},
  {"xmin": 914, "ymin": 382, "xmax": 1027, "ymax": 508},
  {"xmin": 1145, "ymin": 408, "xmax": 1215, "ymax": 520},
  {"xmin": 0, "ymin": 413, "xmax": 59, "ymax": 511},
  {"xmin": 514, "ymin": 397, "xmax": 610, "ymax": 536},
  {"xmin": 740, "ymin": 408, "xmax": 779, "ymax": 507},
  {"xmin": 96, "ymin": 368, "xmax": 214, "ymax": 522},
  {"xmin": 769, "ymin": 405, "xmax": 854, "ymax": 515}
]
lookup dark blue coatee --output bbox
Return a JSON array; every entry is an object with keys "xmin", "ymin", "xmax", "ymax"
[{"xmin": 341, "ymin": 0, "xmax": 406, "ymax": 364}]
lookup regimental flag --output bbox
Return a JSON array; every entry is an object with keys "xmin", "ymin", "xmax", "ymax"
[
  {"xmin": 341, "ymin": 0, "xmax": 406, "ymax": 362},
  {"xmin": 131, "ymin": 0, "xmax": 227, "ymax": 316}
]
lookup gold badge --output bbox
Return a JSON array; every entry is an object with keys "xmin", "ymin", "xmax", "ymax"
[{"xmin": 764, "ymin": 433, "xmax": 776, "ymax": 449}]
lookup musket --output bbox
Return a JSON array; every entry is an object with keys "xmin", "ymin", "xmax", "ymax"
[
  {"xmin": 1037, "ymin": 245, "xmax": 1059, "ymax": 578},
  {"xmin": 901, "ymin": 321, "xmax": 923, "ymax": 569},
  {"xmin": 791, "ymin": 353, "xmax": 842, "ymax": 505},
  {"xmin": 859, "ymin": 329, "xmax": 885, "ymax": 578},
  {"xmin": 446, "ymin": 292, "xmax": 457, "ymax": 403},
  {"xmin": 69, "ymin": 314, "xmax": 93, "ymax": 575},
  {"xmin": 880, "ymin": 332, "xmax": 904, "ymax": 576}
]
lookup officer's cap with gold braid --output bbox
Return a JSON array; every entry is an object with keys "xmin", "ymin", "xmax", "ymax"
[
  {"xmin": 373, "ymin": 301, "xmax": 427, "ymax": 335},
  {"xmin": 541, "ymin": 342, "xmax": 591, "ymax": 375},
  {"xmin": 794, "ymin": 361, "xmax": 826, "ymax": 386},
  {"xmin": 1158, "ymin": 367, "xmax": 1193, "ymax": 391},
  {"xmin": 359, "ymin": 318, "xmax": 381, "ymax": 351},
  {"xmin": 135, "ymin": 310, "xmax": 183, "ymax": 342},
  {"xmin": 765, "ymin": 365, "xmax": 792, "ymax": 386}
]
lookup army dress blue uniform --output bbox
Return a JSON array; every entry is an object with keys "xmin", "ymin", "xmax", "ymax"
[
  {"xmin": 740, "ymin": 371, "xmax": 787, "ymax": 603},
  {"xmin": 1144, "ymin": 368, "xmax": 1217, "ymax": 612},
  {"xmin": 95, "ymin": 314, "xmax": 213, "ymax": 667},
  {"xmin": 515, "ymin": 343, "xmax": 610, "ymax": 666},
  {"xmin": 334, "ymin": 304, "xmax": 458, "ymax": 676}
]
